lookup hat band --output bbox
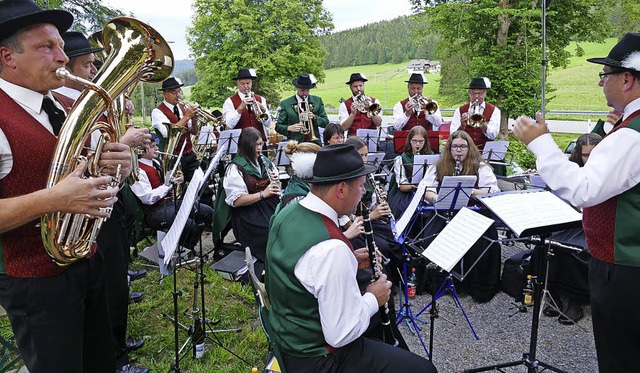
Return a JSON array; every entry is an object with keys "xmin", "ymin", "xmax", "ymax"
[{"xmin": 314, "ymin": 165, "xmax": 366, "ymax": 182}]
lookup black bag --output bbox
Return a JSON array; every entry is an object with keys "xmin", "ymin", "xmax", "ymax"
[{"xmin": 501, "ymin": 249, "xmax": 532, "ymax": 302}]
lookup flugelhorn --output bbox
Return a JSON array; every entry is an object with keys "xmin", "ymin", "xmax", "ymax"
[
  {"xmin": 42, "ymin": 17, "xmax": 174, "ymax": 265},
  {"xmin": 409, "ymin": 94, "xmax": 438, "ymax": 116},
  {"xmin": 354, "ymin": 92, "xmax": 381, "ymax": 118},
  {"xmin": 468, "ymin": 99, "xmax": 484, "ymax": 127}
]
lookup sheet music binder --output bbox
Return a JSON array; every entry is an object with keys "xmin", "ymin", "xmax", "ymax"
[{"xmin": 476, "ymin": 190, "xmax": 582, "ymax": 238}]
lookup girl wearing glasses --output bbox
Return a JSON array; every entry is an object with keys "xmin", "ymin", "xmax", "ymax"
[
  {"xmin": 216, "ymin": 127, "xmax": 280, "ymax": 279},
  {"xmin": 388, "ymin": 126, "xmax": 433, "ymax": 218},
  {"xmin": 422, "ymin": 130, "xmax": 501, "ymax": 303}
]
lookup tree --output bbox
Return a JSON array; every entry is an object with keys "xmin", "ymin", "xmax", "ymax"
[
  {"xmin": 187, "ymin": 0, "xmax": 333, "ymax": 108},
  {"xmin": 410, "ymin": 0, "xmax": 611, "ymax": 134},
  {"xmin": 36, "ymin": 0, "xmax": 126, "ymax": 34}
]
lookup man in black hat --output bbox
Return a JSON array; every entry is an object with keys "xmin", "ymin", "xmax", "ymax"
[
  {"xmin": 265, "ymin": 144, "xmax": 436, "ymax": 373},
  {"xmin": 392, "ymin": 72, "xmax": 442, "ymax": 135},
  {"xmin": 514, "ymin": 32, "xmax": 640, "ymax": 373},
  {"xmin": 52, "ymin": 30, "xmax": 150, "ymax": 373},
  {"xmin": 450, "ymin": 77, "xmax": 501, "ymax": 150},
  {"xmin": 151, "ymin": 76, "xmax": 200, "ymax": 182},
  {"xmin": 222, "ymin": 68, "xmax": 272, "ymax": 141},
  {"xmin": 0, "ymin": 1, "xmax": 133, "ymax": 372},
  {"xmin": 274, "ymin": 73, "xmax": 329, "ymax": 145},
  {"xmin": 338, "ymin": 72, "xmax": 383, "ymax": 137}
]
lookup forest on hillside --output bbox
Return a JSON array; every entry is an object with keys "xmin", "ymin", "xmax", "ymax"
[{"xmin": 320, "ymin": 16, "xmax": 439, "ymax": 69}]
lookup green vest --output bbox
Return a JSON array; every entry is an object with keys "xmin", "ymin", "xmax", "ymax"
[{"xmin": 265, "ymin": 202, "xmax": 337, "ymax": 356}]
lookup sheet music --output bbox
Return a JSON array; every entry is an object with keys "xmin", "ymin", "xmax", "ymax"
[
  {"xmin": 421, "ymin": 207, "xmax": 494, "ymax": 272},
  {"xmin": 276, "ymin": 141, "xmax": 291, "ymax": 166},
  {"xmin": 162, "ymin": 168, "xmax": 204, "ymax": 265},
  {"xmin": 366, "ymin": 152, "xmax": 385, "ymax": 166},
  {"xmin": 198, "ymin": 125, "xmax": 216, "ymax": 145},
  {"xmin": 218, "ymin": 129, "xmax": 241, "ymax": 154},
  {"xmin": 356, "ymin": 129, "xmax": 382, "ymax": 153},
  {"xmin": 434, "ymin": 175, "xmax": 477, "ymax": 210},
  {"xmin": 394, "ymin": 179, "xmax": 428, "ymax": 241},
  {"xmin": 410, "ymin": 154, "xmax": 440, "ymax": 184},
  {"xmin": 482, "ymin": 141, "xmax": 509, "ymax": 161},
  {"xmin": 477, "ymin": 190, "xmax": 582, "ymax": 237}
]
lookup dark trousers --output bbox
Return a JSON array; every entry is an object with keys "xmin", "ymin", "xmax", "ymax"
[
  {"xmin": 145, "ymin": 199, "xmax": 213, "ymax": 249},
  {"xmin": 0, "ymin": 254, "xmax": 114, "ymax": 373},
  {"xmin": 97, "ymin": 197, "xmax": 130, "ymax": 368},
  {"xmin": 281, "ymin": 336, "xmax": 436, "ymax": 373},
  {"xmin": 589, "ymin": 258, "xmax": 640, "ymax": 373},
  {"xmin": 180, "ymin": 151, "xmax": 200, "ymax": 183}
]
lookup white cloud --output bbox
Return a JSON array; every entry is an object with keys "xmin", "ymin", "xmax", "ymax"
[{"xmin": 101, "ymin": 0, "xmax": 414, "ymax": 60}]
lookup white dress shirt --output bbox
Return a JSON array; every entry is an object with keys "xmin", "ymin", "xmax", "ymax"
[
  {"xmin": 130, "ymin": 158, "xmax": 172, "ymax": 205},
  {"xmin": 294, "ymin": 193, "xmax": 379, "ymax": 347},
  {"xmin": 151, "ymin": 100, "xmax": 193, "ymax": 139},
  {"xmin": 450, "ymin": 102, "xmax": 501, "ymax": 139},
  {"xmin": 392, "ymin": 99, "xmax": 443, "ymax": 131},
  {"xmin": 221, "ymin": 92, "xmax": 272, "ymax": 129},
  {"xmin": 0, "ymin": 78, "xmax": 60, "ymax": 179},
  {"xmin": 527, "ymin": 97, "xmax": 640, "ymax": 208},
  {"xmin": 421, "ymin": 162, "xmax": 500, "ymax": 195},
  {"xmin": 222, "ymin": 162, "xmax": 258, "ymax": 207}
]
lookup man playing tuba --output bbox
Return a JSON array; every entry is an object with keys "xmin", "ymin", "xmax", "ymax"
[
  {"xmin": 450, "ymin": 77, "xmax": 501, "ymax": 150},
  {"xmin": 275, "ymin": 73, "xmax": 329, "ymax": 146},
  {"xmin": 392, "ymin": 73, "xmax": 442, "ymax": 146}
]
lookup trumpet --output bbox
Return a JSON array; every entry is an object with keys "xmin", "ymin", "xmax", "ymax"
[
  {"xmin": 180, "ymin": 100, "xmax": 225, "ymax": 129},
  {"xmin": 297, "ymin": 99, "xmax": 318, "ymax": 141},
  {"xmin": 354, "ymin": 92, "xmax": 381, "ymax": 118},
  {"xmin": 247, "ymin": 91, "xmax": 270, "ymax": 123},
  {"xmin": 468, "ymin": 99, "xmax": 484, "ymax": 127}
]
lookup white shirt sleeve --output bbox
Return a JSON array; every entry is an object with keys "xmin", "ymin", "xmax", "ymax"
[
  {"xmin": 151, "ymin": 108, "xmax": 169, "ymax": 138},
  {"xmin": 294, "ymin": 239, "xmax": 379, "ymax": 348},
  {"xmin": 450, "ymin": 107, "xmax": 462, "ymax": 133},
  {"xmin": 478, "ymin": 162, "xmax": 500, "ymax": 193},
  {"xmin": 0, "ymin": 129, "xmax": 12, "ymax": 180},
  {"xmin": 130, "ymin": 168, "xmax": 172, "ymax": 205},
  {"xmin": 223, "ymin": 163, "xmax": 249, "ymax": 206},
  {"xmin": 422, "ymin": 164, "xmax": 439, "ymax": 194},
  {"xmin": 528, "ymin": 130, "xmax": 640, "ymax": 208},
  {"xmin": 222, "ymin": 96, "xmax": 241, "ymax": 129},
  {"xmin": 338, "ymin": 101, "xmax": 349, "ymax": 125},
  {"xmin": 392, "ymin": 101, "xmax": 409, "ymax": 130},
  {"xmin": 485, "ymin": 106, "xmax": 501, "ymax": 140},
  {"xmin": 393, "ymin": 156, "xmax": 410, "ymax": 185},
  {"xmin": 425, "ymin": 100, "xmax": 443, "ymax": 131}
]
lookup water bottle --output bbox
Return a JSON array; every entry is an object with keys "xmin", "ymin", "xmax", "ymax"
[
  {"xmin": 523, "ymin": 275, "xmax": 534, "ymax": 306},
  {"xmin": 407, "ymin": 268, "xmax": 417, "ymax": 298}
]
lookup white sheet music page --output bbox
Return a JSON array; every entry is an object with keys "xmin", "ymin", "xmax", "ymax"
[
  {"xmin": 162, "ymin": 168, "xmax": 205, "ymax": 265},
  {"xmin": 410, "ymin": 155, "xmax": 440, "ymax": 184},
  {"xmin": 394, "ymin": 179, "xmax": 428, "ymax": 241},
  {"xmin": 218, "ymin": 129, "xmax": 241, "ymax": 154},
  {"xmin": 356, "ymin": 129, "xmax": 380, "ymax": 153},
  {"xmin": 434, "ymin": 175, "xmax": 477, "ymax": 210},
  {"xmin": 421, "ymin": 207, "xmax": 494, "ymax": 272},
  {"xmin": 477, "ymin": 190, "xmax": 582, "ymax": 237}
]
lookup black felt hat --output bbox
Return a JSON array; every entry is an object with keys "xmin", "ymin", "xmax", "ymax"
[
  {"xmin": 467, "ymin": 77, "xmax": 491, "ymax": 90},
  {"xmin": 405, "ymin": 73, "xmax": 427, "ymax": 84},
  {"xmin": 587, "ymin": 32, "xmax": 640, "ymax": 72},
  {"xmin": 308, "ymin": 144, "xmax": 377, "ymax": 184},
  {"xmin": 0, "ymin": 0, "xmax": 73, "ymax": 41},
  {"xmin": 159, "ymin": 77, "xmax": 184, "ymax": 91},
  {"xmin": 63, "ymin": 31, "xmax": 103, "ymax": 58},
  {"xmin": 292, "ymin": 73, "xmax": 317, "ymax": 89},
  {"xmin": 345, "ymin": 73, "xmax": 368, "ymax": 85},
  {"xmin": 233, "ymin": 68, "xmax": 258, "ymax": 80}
]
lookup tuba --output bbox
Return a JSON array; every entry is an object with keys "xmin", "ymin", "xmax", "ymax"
[
  {"xmin": 41, "ymin": 17, "xmax": 174, "ymax": 265},
  {"xmin": 468, "ymin": 99, "xmax": 484, "ymax": 127}
]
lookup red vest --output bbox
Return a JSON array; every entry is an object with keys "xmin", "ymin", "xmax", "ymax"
[
  {"xmin": 157, "ymin": 103, "xmax": 194, "ymax": 155},
  {"xmin": 399, "ymin": 97, "xmax": 435, "ymax": 131},
  {"xmin": 230, "ymin": 93, "xmax": 267, "ymax": 141},
  {"xmin": 0, "ymin": 90, "xmax": 69, "ymax": 277},
  {"xmin": 138, "ymin": 161, "xmax": 168, "ymax": 209},
  {"xmin": 344, "ymin": 96, "xmax": 378, "ymax": 136},
  {"xmin": 458, "ymin": 102, "xmax": 496, "ymax": 150}
]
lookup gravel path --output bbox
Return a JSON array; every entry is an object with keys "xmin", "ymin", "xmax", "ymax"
[{"xmin": 400, "ymin": 244, "xmax": 598, "ymax": 373}]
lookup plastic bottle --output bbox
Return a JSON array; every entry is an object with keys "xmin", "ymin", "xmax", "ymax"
[
  {"xmin": 523, "ymin": 275, "xmax": 534, "ymax": 306},
  {"xmin": 407, "ymin": 268, "xmax": 417, "ymax": 298}
]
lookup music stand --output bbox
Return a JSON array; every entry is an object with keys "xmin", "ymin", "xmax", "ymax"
[
  {"xmin": 464, "ymin": 190, "xmax": 582, "ymax": 373},
  {"xmin": 410, "ymin": 155, "xmax": 439, "ymax": 184},
  {"xmin": 218, "ymin": 129, "xmax": 241, "ymax": 155},
  {"xmin": 275, "ymin": 141, "xmax": 291, "ymax": 167},
  {"xmin": 357, "ymin": 128, "xmax": 386, "ymax": 153}
]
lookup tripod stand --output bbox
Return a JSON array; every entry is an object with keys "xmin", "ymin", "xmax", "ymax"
[{"xmin": 464, "ymin": 234, "xmax": 567, "ymax": 373}]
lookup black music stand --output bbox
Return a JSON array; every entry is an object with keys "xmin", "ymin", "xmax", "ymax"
[{"xmin": 464, "ymin": 190, "xmax": 582, "ymax": 373}]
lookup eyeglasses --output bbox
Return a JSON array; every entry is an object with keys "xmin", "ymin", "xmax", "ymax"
[
  {"xmin": 167, "ymin": 90, "xmax": 182, "ymax": 96},
  {"xmin": 599, "ymin": 71, "xmax": 624, "ymax": 81},
  {"xmin": 410, "ymin": 139, "xmax": 425, "ymax": 144},
  {"xmin": 451, "ymin": 144, "xmax": 469, "ymax": 150}
]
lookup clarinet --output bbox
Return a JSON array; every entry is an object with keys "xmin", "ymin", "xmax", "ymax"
[
  {"xmin": 259, "ymin": 155, "xmax": 282, "ymax": 200},
  {"xmin": 367, "ymin": 173, "xmax": 398, "ymax": 237},
  {"xmin": 358, "ymin": 202, "xmax": 399, "ymax": 347},
  {"xmin": 454, "ymin": 156, "xmax": 462, "ymax": 176}
]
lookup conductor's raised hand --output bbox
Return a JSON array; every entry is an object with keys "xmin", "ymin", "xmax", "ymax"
[
  {"xmin": 513, "ymin": 115, "xmax": 548, "ymax": 145},
  {"xmin": 53, "ymin": 160, "xmax": 118, "ymax": 218},
  {"xmin": 366, "ymin": 274, "xmax": 392, "ymax": 307}
]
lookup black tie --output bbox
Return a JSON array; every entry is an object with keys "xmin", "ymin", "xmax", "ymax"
[
  {"xmin": 173, "ymin": 105, "xmax": 181, "ymax": 120},
  {"xmin": 42, "ymin": 96, "xmax": 65, "ymax": 136},
  {"xmin": 153, "ymin": 160, "xmax": 165, "ymax": 183}
]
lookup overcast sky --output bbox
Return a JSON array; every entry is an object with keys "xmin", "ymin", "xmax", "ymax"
[{"xmin": 103, "ymin": 0, "xmax": 414, "ymax": 60}]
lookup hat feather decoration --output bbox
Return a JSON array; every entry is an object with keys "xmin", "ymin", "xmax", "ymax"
[
  {"xmin": 289, "ymin": 152, "xmax": 317, "ymax": 179},
  {"xmin": 622, "ymin": 51, "xmax": 640, "ymax": 72}
]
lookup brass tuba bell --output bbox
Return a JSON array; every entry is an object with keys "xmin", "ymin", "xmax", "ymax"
[{"xmin": 41, "ymin": 17, "xmax": 174, "ymax": 265}]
